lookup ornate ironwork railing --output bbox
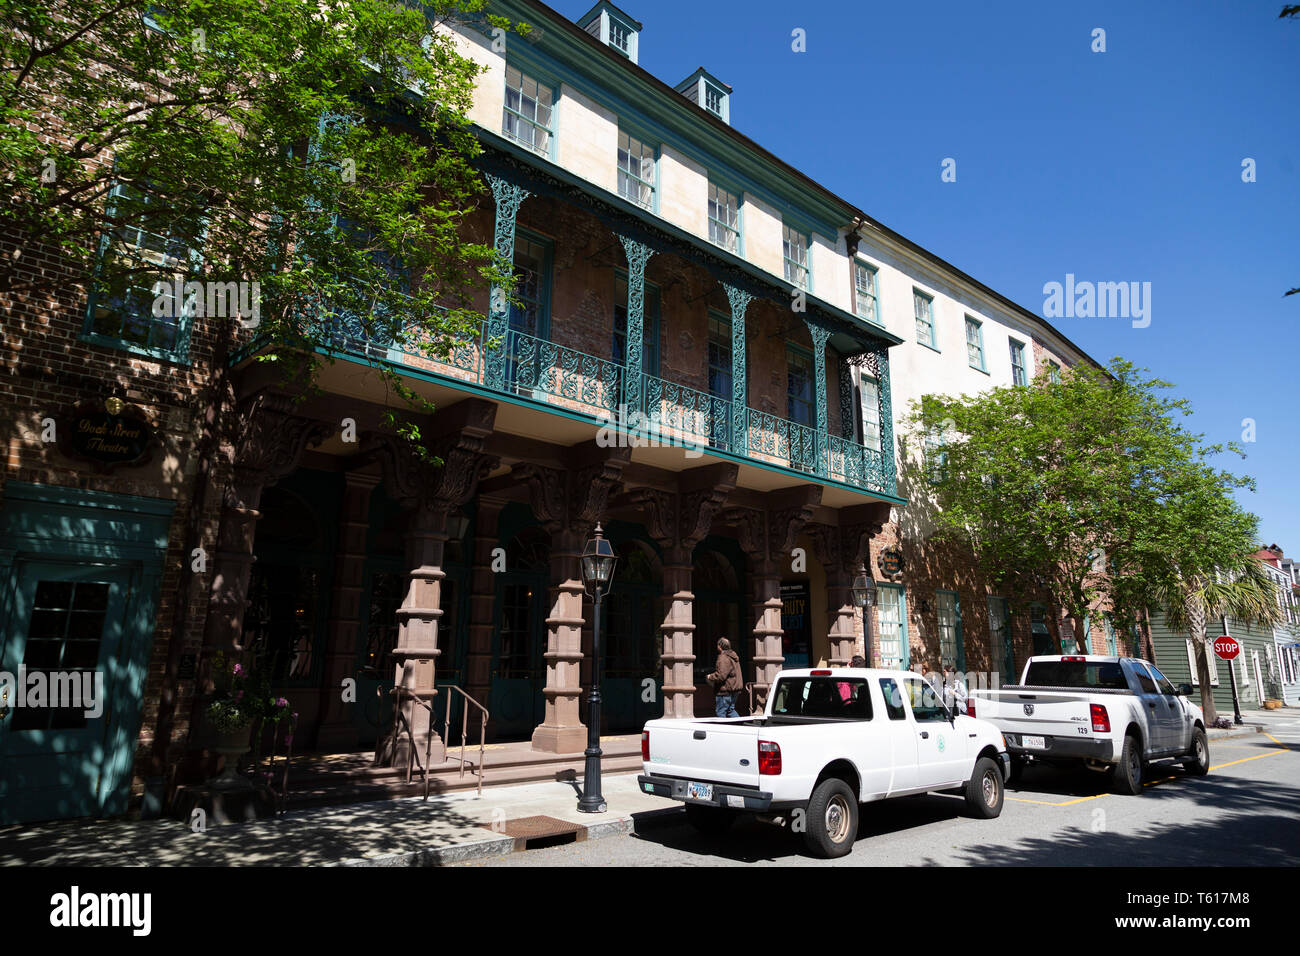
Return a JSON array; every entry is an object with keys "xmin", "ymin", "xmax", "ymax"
[{"xmin": 327, "ymin": 313, "xmax": 894, "ymax": 496}]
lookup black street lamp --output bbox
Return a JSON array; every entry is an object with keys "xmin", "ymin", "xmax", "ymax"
[
  {"xmin": 850, "ymin": 565, "xmax": 877, "ymax": 666},
  {"xmin": 578, "ymin": 523, "xmax": 617, "ymax": 813}
]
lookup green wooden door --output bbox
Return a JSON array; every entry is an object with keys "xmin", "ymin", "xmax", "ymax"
[
  {"xmin": 0, "ymin": 563, "xmax": 132, "ymax": 823},
  {"xmin": 489, "ymin": 573, "xmax": 547, "ymax": 739}
]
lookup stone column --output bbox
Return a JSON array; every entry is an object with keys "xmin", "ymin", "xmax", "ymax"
[
  {"xmin": 723, "ymin": 283, "xmax": 752, "ymax": 454},
  {"xmin": 381, "ymin": 503, "xmax": 449, "ymax": 768},
  {"xmin": 750, "ymin": 569, "xmax": 786, "ymax": 700},
  {"xmin": 367, "ymin": 400, "xmax": 498, "ymax": 769},
  {"xmin": 826, "ymin": 570, "xmax": 857, "ymax": 667},
  {"xmin": 659, "ymin": 547, "xmax": 697, "ymax": 719},
  {"xmin": 464, "ymin": 498, "xmax": 504, "ymax": 711},
  {"xmin": 532, "ymin": 529, "xmax": 588, "ymax": 753},
  {"xmin": 315, "ymin": 469, "xmax": 381, "ymax": 752},
  {"xmin": 616, "ymin": 234, "xmax": 654, "ymax": 419}
]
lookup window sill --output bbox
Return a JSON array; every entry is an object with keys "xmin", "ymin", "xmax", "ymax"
[
  {"xmin": 79, "ymin": 332, "xmax": 192, "ymax": 367},
  {"xmin": 968, "ymin": 362, "xmax": 990, "ymax": 375},
  {"xmin": 917, "ymin": 340, "xmax": 942, "ymax": 354}
]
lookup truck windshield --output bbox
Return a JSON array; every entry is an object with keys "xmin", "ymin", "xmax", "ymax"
[
  {"xmin": 771, "ymin": 677, "xmax": 873, "ymax": 719},
  {"xmin": 1023, "ymin": 660, "xmax": 1127, "ymax": 690}
]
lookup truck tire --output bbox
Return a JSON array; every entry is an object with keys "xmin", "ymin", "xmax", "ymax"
[
  {"xmin": 684, "ymin": 805, "xmax": 736, "ymax": 834},
  {"xmin": 1111, "ymin": 733, "xmax": 1144, "ymax": 795},
  {"xmin": 1183, "ymin": 727, "xmax": 1210, "ymax": 776},
  {"xmin": 964, "ymin": 757, "xmax": 1004, "ymax": 819},
  {"xmin": 803, "ymin": 778, "xmax": 858, "ymax": 859}
]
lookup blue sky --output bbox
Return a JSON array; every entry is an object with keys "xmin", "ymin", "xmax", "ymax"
[{"xmin": 555, "ymin": 0, "xmax": 1300, "ymax": 549}]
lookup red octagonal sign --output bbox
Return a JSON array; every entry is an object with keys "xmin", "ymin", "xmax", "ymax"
[{"xmin": 1213, "ymin": 635, "xmax": 1242, "ymax": 661}]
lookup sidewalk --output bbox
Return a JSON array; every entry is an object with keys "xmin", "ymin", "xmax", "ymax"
[
  {"xmin": 0, "ymin": 773, "xmax": 678, "ymax": 867},
  {"xmin": 1205, "ymin": 706, "xmax": 1296, "ymax": 741}
]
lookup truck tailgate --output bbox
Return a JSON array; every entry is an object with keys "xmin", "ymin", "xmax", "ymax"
[
  {"xmin": 970, "ymin": 689, "xmax": 1094, "ymax": 740},
  {"xmin": 643, "ymin": 718, "xmax": 761, "ymax": 788}
]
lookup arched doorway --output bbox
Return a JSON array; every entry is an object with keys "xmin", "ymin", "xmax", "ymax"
[
  {"xmin": 691, "ymin": 538, "xmax": 748, "ymax": 716},
  {"xmin": 489, "ymin": 519, "xmax": 550, "ymax": 739},
  {"xmin": 602, "ymin": 534, "xmax": 662, "ymax": 733}
]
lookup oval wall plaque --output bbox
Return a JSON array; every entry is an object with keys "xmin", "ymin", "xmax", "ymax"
[{"xmin": 56, "ymin": 398, "xmax": 156, "ymax": 471}]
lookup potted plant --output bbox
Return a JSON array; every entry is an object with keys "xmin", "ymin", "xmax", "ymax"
[{"xmin": 205, "ymin": 652, "xmax": 258, "ymax": 790}]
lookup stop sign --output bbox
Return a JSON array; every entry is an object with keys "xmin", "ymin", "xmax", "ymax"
[{"xmin": 1213, "ymin": 635, "xmax": 1241, "ymax": 661}]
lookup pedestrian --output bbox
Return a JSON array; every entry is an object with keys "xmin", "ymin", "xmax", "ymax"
[
  {"xmin": 944, "ymin": 663, "xmax": 969, "ymax": 713},
  {"xmin": 707, "ymin": 637, "xmax": 743, "ymax": 718}
]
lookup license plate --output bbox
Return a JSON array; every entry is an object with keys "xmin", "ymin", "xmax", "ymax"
[
  {"xmin": 1022, "ymin": 735, "xmax": 1046, "ymax": 750},
  {"xmin": 687, "ymin": 781, "xmax": 714, "ymax": 801}
]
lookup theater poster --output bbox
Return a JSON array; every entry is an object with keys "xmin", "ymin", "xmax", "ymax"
[{"xmin": 781, "ymin": 582, "xmax": 811, "ymax": 669}]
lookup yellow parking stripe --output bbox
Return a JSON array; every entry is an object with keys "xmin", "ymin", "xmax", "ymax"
[
  {"xmin": 1209, "ymin": 750, "xmax": 1285, "ymax": 772},
  {"xmin": 1006, "ymin": 793, "xmax": 1107, "ymax": 807}
]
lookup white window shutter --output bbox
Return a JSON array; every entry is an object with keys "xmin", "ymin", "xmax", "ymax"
[
  {"xmin": 1185, "ymin": 639, "xmax": 1200, "ymax": 686},
  {"xmin": 1239, "ymin": 653, "xmax": 1249, "ymax": 687}
]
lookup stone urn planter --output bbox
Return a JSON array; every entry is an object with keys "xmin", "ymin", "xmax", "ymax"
[{"xmin": 207, "ymin": 725, "xmax": 254, "ymax": 791}]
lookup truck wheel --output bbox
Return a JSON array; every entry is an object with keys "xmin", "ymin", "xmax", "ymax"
[
  {"xmin": 964, "ymin": 757, "xmax": 1004, "ymax": 819},
  {"xmin": 1111, "ymin": 733, "xmax": 1144, "ymax": 795},
  {"xmin": 1183, "ymin": 727, "xmax": 1210, "ymax": 776},
  {"xmin": 803, "ymin": 778, "xmax": 858, "ymax": 859},
  {"xmin": 684, "ymin": 805, "xmax": 736, "ymax": 834}
]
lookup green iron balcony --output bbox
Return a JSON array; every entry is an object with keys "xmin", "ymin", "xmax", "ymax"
[{"xmin": 316, "ymin": 313, "xmax": 897, "ymax": 497}]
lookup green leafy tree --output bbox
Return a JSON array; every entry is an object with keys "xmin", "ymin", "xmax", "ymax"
[
  {"xmin": 1146, "ymin": 556, "xmax": 1282, "ymax": 723},
  {"xmin": 904, "ymin": 358, "xmax": 1261, "ymax": 668},
  {"xmin": 2, "ymin": 0, "xmax": 522, "ymax": 432}
]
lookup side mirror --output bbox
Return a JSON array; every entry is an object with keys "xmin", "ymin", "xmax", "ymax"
[{"xmin": 1177, "ymin": 683, "xmax": 1193, "ymax": 696}]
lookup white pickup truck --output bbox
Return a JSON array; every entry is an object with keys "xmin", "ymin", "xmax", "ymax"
[
  {"xmin": 637, "ymin": 667, "xmax": 1010, "ymax": 858},
  {"xmin": 967, "ymin": 655, "xmax": 1209, "ymax": 795}
]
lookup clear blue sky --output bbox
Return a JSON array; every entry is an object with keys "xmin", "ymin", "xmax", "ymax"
[{"xmin": 555, "ymin": 0, "xmax": 1300, "ymax": 550}]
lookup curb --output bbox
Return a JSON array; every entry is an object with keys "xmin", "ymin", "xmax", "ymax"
[
  {"xmin": 1206, "ymin": 725, "xmax": 1265, "ymax": 741},
  {"xmin": 336, "ymin": 806, "xmax": 683, "ymax": 867}
]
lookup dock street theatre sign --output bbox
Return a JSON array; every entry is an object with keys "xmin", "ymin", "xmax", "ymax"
[{"xmin": 56, "ymin": 397, "xmax": 157, "ymax": 471}]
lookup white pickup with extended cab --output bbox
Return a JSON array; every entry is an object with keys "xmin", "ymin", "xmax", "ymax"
[
  {"xmin": 966, "ymin": 655, "xmax": 1209, "ymax": 794},
  {"xmin": 637, "ymin": 667, "xmax": 1010, "ymax": 858}
]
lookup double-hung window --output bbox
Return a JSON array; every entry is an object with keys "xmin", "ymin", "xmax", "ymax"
[
  {"xmin": 787, "ymin": 346, "xmax": 815, "ymax": 471},
  {"xmin": 924, "ymin": 425, "xmax": 947, "ymax": 484},
  {"xmin": 859, "ymin": 374, "xmax": 882, "ymax": 452},
  {"xmin": 965, "ymin": 316, "xmax": 985, "ymax": 371},
  {"xmin": 782, "ymin": 224, "xmax": 809, "ymax": 290},
  {"xmin": 612, "ymin": 270, "xmax": 659, "ymax": 374},
  {"xmin": 503, "ymin": 66, "xmax": 553, "ymax": 157},
  {"xmin": 1047, "ymin": 360, "xmax": 1061, "ymax": 384},
  {"xmin": 85, "ymin": 181, "xmax": 203, "ymax": 360},
  {"xmin": 617, "ymin": 130, "xmax": 655, "ymax": 209},
  {"xmin": 707, "ymin": 182, "xmax": 740, "ymax": 253},
  {"xmin": 1009, "ymin": 339, "xmax": 1027, "ymax": 386},
  {"xmin": 854, "ymin": 260, "xmax": 880, "ymax": 325},
  {"xmin": 935, "ymin": 591, "xmax": 964, "ymax": 672},
  {"xmin": 913, "ymin": 289, "xmax": 936, "ymax": 348},
  {"xmin": 707, "ymin": 311, "xmax": 733, "ymax": 450}
]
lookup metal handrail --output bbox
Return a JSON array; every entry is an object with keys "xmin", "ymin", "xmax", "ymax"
[{"xmin": 440, "ymin": 685, "xmax": 489, "ymax": 797}]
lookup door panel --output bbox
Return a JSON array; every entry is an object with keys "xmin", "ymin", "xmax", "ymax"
[
  {"xmin": 0, "ymin": 563, "xmax": 131, "ymax": 824},
  {"xmin": 489, "ymin": 576, "xmax": 546, "ymax": 738}
]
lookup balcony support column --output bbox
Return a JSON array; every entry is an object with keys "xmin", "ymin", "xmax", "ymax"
[
  {"xmin": 615, "ymin": 234, "xmax": 654, "ymax": 421},
  {"xmin": 866, "ymin": 345, "xmax": 896, "ymax": 497},
  {"xmin": 723, "ymin": 284, "xmax": 752, "ymax": 454},
  {"xmin": 484, "ymin": 173, "xmax": 531, "ymax": 392},
  {"xmin": 804, "ymin": 320, "xmax": 832, "ymax": 477}
]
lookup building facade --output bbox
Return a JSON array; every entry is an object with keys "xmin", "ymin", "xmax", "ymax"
[
  {"xmin": 1, "ymin": 0, "xmax": 1116, "ymax": 823},
  {"xmin": 1148, "ymin": 546, "xmax": 1300, "ymax": 710}
]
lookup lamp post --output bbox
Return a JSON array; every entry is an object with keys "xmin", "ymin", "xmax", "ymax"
[
  {"xmin": 578, "ymin": 523, "xmax": 617, "ymax": 813},
  {"xmin": 850, "ymin": 565, "xmax": 877, "ymax": 666}
]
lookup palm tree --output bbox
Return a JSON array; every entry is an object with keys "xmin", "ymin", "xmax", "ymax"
[{"xmin": 1152, "ymin": 557, "xmax": 1284, "ymax": 723}]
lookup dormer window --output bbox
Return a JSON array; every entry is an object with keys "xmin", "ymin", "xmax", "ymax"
[
  {"xmin": 675, "ymin": 68, "xmax": 732, "ymax": 125},
  {"xmin": 705, "ymin": 84, "xmax": 722, "ymax": 116},
  {"xmin": 577, "ymin": 2, "xmax": 641, "ymax": 64}
]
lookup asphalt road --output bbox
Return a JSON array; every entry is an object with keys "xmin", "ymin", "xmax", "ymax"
[{"xmin": 460, "ymin": 720, "xmax": 1300, "ymax": 867}]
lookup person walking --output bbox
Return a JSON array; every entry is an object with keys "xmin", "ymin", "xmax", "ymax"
[{"xmin": 707, "ymin": 638, "xmax": 744, "ymax": 717}]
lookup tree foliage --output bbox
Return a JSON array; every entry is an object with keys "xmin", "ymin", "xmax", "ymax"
[
  {"xmin": 904, "ymin": 358, "xmax": 1266, "ymax": 667},
  {"xmin": 2, "ymin": 0, "xmax": 520, "ymax": 436}
]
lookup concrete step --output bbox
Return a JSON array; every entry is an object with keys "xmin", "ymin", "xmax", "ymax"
[{"xmin": 283, "ymin": 753, "xmax": 645, "ymax": 812}]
